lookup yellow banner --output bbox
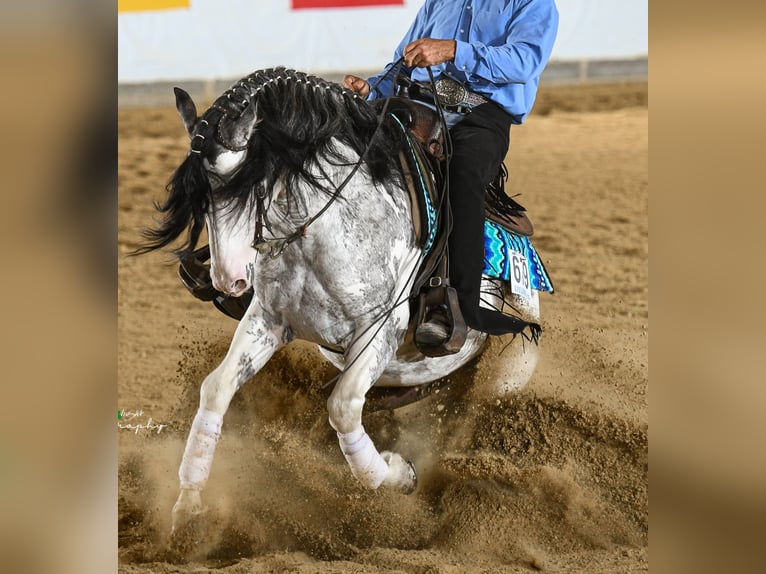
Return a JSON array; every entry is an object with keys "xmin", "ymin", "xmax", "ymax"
[{"xmin": 118, "ymin": 0, "xmax": 190, "ymax": 12}]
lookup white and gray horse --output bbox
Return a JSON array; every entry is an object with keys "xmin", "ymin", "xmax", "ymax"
[{"xmin": 139, "ymin": 67, "xmax": 543, "ymax": 534}]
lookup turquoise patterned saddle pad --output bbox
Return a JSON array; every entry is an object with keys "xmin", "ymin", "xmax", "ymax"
[{"xmin": 483, "ymin": 220, "xmax": 554, "ymax": 293}]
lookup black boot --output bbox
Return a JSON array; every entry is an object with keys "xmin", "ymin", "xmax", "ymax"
[{"xmin": 414, "ymin": 306, "xmax": 451, "ymax": 346}]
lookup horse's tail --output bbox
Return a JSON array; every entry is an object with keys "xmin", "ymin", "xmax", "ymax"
[{"xmin": 132, "ymin": 151, "xmax": 210, "ymax": 257}]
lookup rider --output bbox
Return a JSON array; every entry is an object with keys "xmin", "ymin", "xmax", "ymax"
[{"xmin": 343, "ymin": 0, "xmax": 558, "ymax": 347}]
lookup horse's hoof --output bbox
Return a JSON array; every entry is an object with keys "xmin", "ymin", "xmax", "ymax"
[
  {"xmin": 381, "ymin": 451, "xmax": 418, "ymax": 494},
  {"xmin": 401, "ymin": 460, "xmax": 418, "ymax": 495},
  {"xmin": 169, "ymin": 493, "xmax": 208, "ymax": 555},
  {"xmin": 169, "ymin": 509, "xmax": 209, "ymax": 556}
]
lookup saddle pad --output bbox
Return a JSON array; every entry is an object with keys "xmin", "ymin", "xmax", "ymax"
[{"xmin": 483, "ymin": 220, "xmax": 554, "ymax": 293}]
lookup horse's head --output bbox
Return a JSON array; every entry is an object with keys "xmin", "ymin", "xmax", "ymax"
[
  {"xmin": 138, "ymin": 84, "xmax": 263, "ymax": 299},
  {"xmin": 139, "ymin": 67, "xmax": 403, "ymax": 299},
  {"xmin": 171, "ymin": 87, "xmax": 261, "ymax": 297}
]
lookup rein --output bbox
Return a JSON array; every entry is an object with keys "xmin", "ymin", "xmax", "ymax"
[{"xmin": 250, "ymin": 58, "xmax": 411, "ymax": 257}]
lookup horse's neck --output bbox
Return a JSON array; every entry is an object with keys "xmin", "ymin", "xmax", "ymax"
[{"xmin": 268, "ymin": 140, "xmax": 364, "ymax": 220}]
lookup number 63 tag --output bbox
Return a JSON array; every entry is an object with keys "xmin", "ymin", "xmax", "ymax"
[{"xmin": 510, "ymin": 250, "xmax": 532, "ymax": 300}]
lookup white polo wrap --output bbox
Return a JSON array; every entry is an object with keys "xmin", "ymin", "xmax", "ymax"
[
  {"xmin": 337, "ymin": 426, "xmax": 388, "ymax": 489},
  {"xmin": 178, "ymin": 408, "xmax": 223, "ymax": 490}
]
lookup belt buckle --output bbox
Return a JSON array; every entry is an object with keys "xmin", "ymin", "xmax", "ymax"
[{"xmin": 435, "ymin": 78, "xmax": 467, "ymax": 108}]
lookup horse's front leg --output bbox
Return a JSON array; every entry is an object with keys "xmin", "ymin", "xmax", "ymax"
[
  {"xmin": 326, "ymin": 319, "xmax": 417, "ymax": 494},
  {"xmin": 171, "ymin": 302, "xmax": 288, "ymax": 536}
]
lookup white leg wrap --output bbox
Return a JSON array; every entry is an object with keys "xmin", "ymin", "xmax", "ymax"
[
  {"xmin": 178, "ymin": 408, "xmax": 223, "ymax": 490},
  {"xmin": 337, "ymin": 426, "xmax": 389, "ymax": 489}
]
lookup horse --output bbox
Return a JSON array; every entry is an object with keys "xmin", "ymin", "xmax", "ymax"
[{"xmin": 137, "ymin": 67, "xmax": 547, "ymax": 535}]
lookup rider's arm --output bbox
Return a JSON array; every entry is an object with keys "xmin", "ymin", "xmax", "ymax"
[
  {"xmin": 454, "ymin": 0, "xmax": 559, "ymax": 86},
  {"xmin": 363, "ymin": 0, "xmax": 433, "ymax": 99}
]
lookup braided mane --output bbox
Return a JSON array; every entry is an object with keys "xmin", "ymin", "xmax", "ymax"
[{"xmin": 139, "ymin": 67, "xmax": 403, "ymax": 256}]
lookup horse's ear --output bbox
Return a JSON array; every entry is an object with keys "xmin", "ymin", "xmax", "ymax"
[
  {"xmin": 218, "ymin": 101, "xmax": 259, "ymax": 150},
  {"xmin": 174, "ymin": 87, "xmax": 198, "ymax": 138}
]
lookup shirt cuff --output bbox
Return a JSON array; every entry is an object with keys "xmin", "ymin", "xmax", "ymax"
[{"xmin": 453, "ymin": 40, "xmax": 476, "ymax": 77}]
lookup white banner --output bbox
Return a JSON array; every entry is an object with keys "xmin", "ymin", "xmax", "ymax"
[{"xmin": 118, "ymin": 0, "xmax": 647, "ymax": 84}]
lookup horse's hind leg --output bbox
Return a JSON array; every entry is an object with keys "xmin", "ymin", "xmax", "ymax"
[
  {"xmin": 326, "ymin": 320, "xmax": 417, "ymax": 494},
  {"xmin": 170, "ymin": 304, "xmax": 287, "ymax": 536}
]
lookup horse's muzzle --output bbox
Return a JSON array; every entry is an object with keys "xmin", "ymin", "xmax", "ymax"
[{"xmin": 178, "ymin": 245, "xmax": 252, "ymax": 320}]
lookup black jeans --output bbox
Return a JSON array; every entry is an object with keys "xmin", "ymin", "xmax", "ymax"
[{"xmin": 447, "ymin": 102, "xmax": 518, "ymax": 335}]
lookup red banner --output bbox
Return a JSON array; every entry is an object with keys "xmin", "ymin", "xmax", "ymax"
[{"xmin": 292, "ymin": 0, "xmax": 403, "ymax": 9}]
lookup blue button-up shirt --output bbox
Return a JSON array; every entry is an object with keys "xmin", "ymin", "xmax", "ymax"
[{"xmin": 366, "ymin": 0, "xmax": 559, "ymax": 124}]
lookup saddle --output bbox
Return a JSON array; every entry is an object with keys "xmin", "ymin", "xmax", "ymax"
[{"xmin": 374, "ymin": 97, "xmax": 534, "ymax": 357}]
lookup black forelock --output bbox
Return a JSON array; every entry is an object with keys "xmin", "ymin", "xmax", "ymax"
[{"xmin": 135, "ymin": 150, "xmax": 211, "ymax": 257}]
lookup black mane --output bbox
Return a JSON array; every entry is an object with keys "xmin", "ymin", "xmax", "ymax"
[{"xmin": 138, "ymin": 67, "xmax": 403, "ymax": 256}]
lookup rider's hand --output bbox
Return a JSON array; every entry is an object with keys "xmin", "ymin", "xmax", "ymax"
[
  {"xmin": 342, "ymin": 75, "xmax": 371, "ymax": 97},
  {"xmin": 404, "ymin": 39, "xmax": 457, "ymax": 68}
]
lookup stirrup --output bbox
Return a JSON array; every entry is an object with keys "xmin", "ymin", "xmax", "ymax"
[{"xmin": 413, "ymin": 280, "xmax": 467, "ymax": 357}]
